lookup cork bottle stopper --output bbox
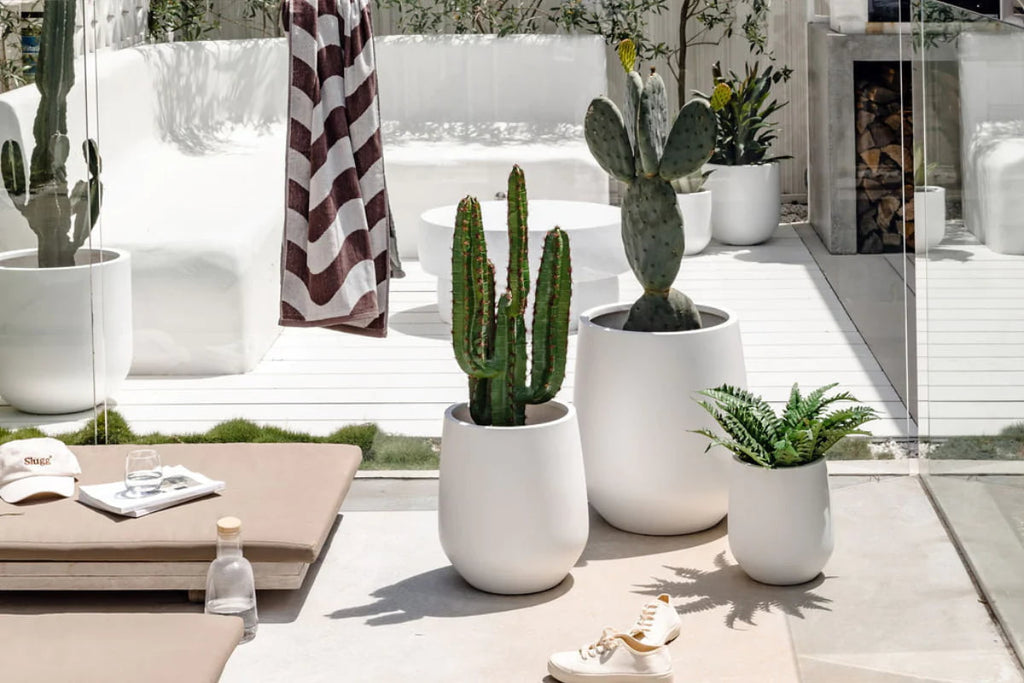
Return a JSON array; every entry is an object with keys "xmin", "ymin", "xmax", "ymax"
[{"xmin": 217, "ymin": 516, "xmax": 242, "ymax": 535}]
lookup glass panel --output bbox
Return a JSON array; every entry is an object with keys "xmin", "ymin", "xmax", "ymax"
[
  {"xmin": 0, "ymin": 0, "xmax": 108, "ymax": 433},
  {"xmin": 914, "ymin": 0, "xmax": 1024, "ymax": 661}
]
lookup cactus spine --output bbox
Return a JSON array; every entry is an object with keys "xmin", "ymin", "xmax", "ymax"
[
  {"xmin": 584, "ymin": 40, "xmax": 716, "ymax": 332},
  {"xmin": 1, "ymin": 0, "xmax": 102, "ymax": 268},
  {"xmin": 451, "ymin": 165, "xmax": 572, "ymax": 427}
]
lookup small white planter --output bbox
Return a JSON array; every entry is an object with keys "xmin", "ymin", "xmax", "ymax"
[
  {"xmin": 728, "ymin": 456, "xmax": 833, "ymax": 585},
  {"xmin": 915, "ymin": 185, "xmax": 946, "ymax": 250},
  {"xmin": 0, "ymin": 248, "xmax": 133, "ymax": 414},
  {"xmin": 705, "ymin": 162, "xmax": 780, "ymax": 246},
  {"xmin": 574, "ymin": 303, "xmax": 746, "ymax": 536},
  {"xmin": 677, "ymin": 190, "xmax": 713, "ymax": 255},
  {"xmin": 438, "ymin": 401, "xmax": 589, "ymax": 594}
]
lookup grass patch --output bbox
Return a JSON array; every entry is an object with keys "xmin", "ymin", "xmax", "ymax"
[
  {"xmin": 0, "ymin": 411, "xmax": 439, "ymax": 470},
  {"xmin": 927, "ymin": 422, "xmax": 1024, "ymax": 461},
  {"xmin": 824, "ymin": 436, "xmax": 877, "ymax": 460}
]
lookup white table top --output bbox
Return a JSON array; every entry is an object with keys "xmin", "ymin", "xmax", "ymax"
[{"xmin": 418, "ymin": 199, "xmax": 628, "ymax": 278}]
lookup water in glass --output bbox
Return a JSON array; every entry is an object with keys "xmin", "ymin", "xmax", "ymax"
[{"xmin": 124, "ymin": 449, "xmax": 162, "ymax": 497}]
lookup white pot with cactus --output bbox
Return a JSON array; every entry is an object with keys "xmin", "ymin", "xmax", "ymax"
[
  {"xmin": 673, "ymin": 170, "xmax": 713, "ymax": 256},
  {"xmin": 576, "ymin": 41, "xmax": 747, "ymax": 536},
  {"xmin": 0, "ymin": 1, "xmax": 131, "ymax": 415},
  {"xmin": 438, "ymin": 166, "xmax": 589, "ymax": 595},
  {"xmin": 695, "ymin": 383, "xmax": 878, "ymax": 585},
  {"xmin": 698, "ymin": 62, "xmax": 790, "ymax": 246}
]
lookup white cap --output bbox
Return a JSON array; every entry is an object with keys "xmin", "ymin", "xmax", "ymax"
[{"xmin": 0, "ymin": 438, "xmax": 82, "ymax": 504}]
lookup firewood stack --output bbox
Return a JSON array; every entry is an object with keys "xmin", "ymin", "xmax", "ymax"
[{"xmin": 854, "ymin": 63, "xmax": 915, "ymax": 253}]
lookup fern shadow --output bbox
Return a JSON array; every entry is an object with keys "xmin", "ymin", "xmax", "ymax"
[{"xmin": 635, "ymin": 552, "xmax": 832, "ymax": 629}]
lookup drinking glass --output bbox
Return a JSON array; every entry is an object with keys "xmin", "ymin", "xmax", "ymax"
[{"xmin": 124, "ymin": 449, "xmax": 162, "ymax": 497}]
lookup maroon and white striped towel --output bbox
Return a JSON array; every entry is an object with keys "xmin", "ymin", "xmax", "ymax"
[{"xmin": 280, "ymin": 0, "xmax": 392, "ymax": 336}]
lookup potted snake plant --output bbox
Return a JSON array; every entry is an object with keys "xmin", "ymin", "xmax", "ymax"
[
  {"xmin": 0, "ymin": 0, "xmax": 131, "ymax": 415},
  {"xmin": 695, "ymin": 383, "xmax": 877, "ymax": 585},
  {"xmin": 576, "ymin": 40, "xmax": 746, "ymax": 536},
  {"xmin": 698, "ymin": 61, "xmax": 791, "ymax": 246},
  {"xmin": 438, "ymin": 164, "xmax": 588, "ymax": 595}
]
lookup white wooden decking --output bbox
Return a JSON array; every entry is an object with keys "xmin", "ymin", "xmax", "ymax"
[
  {"xmin": 918, "ymin": 221, "xmax": 1024, "ymax": 437},
  {"xmin": 0, "ymin": 225, "xmax": 912, "ymax": 438}
]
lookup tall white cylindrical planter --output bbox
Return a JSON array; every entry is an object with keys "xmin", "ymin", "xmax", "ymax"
[
  {"xmin": 677, "ymin": 190, "xmax": 713, "ymax": 255},
  {"xmin": 0, "ymin": 249, "xmax": 133, "ymax": 414},
  {"xmin": 728, "ymin": 457, "xmax": 833, "ymax": 585},
  {"xmin": 439, "ymin": 401, "xmax": 589, "ymax": 594},
  {"xmin": 574, "ymin": 304, "xmax": 746, "ymax": 536},
  {"xmin": 915, "ymin": 186, "xmax": 946, "ymax": 250},
  {"xmin": 705, "ymin": 162, "xmax": 780, "ymax": 246}
]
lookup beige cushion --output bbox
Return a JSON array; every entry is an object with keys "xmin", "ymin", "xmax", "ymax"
[
  {"xmin": 0, "ymin": 443, "xmax": 361, "ymax": 562},
  {"xmin": 0, "ymin": 612, "xmax": 242, "ymax": 683}
]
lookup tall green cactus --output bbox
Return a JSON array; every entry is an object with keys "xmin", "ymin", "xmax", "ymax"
[
  {"xmin": 1, "ymin": 0, "xmax": 103, "ymax": 268},
  {"xmin": 451, "ymin": 165, "xmax": 572, "ymax": 427},
  {"xmin": 584, "ymin": 39, "xmax": 716, "ymax": 332}
]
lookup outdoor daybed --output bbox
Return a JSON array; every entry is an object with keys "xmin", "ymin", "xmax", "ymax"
[
  {"xmin": 0, "ymin": 613, "xmax": 242, "ymax": 683},
  {"xmin": 0, "ymin": 443, "xmax": 360, "ymax": 591}
]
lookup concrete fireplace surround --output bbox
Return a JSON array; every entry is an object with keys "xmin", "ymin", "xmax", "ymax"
[{"xmin": 808, "ymin": 23, "xmax": 913, "ymax": 254}]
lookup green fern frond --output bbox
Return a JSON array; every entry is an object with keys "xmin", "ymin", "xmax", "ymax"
[{"xmin": 694, "ymin": 382, "xmax": 878, "ymax": 469}]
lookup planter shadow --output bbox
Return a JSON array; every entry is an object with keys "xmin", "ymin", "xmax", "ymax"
[
  {"xmin": 575, "ymin": 508, "xmax": 727, "ymax": 565},
  {"xmin": 634, "ymin": 551, "xmax": 832, "ymax": 629},
  {"xmin": 326, "ymin": 566, "xmax": 572, "ymax": 626}
]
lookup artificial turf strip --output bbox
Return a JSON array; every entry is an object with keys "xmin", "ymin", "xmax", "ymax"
[{"xmin": 0, "ymin": 410, "xmax": 440, "ymax": 470}]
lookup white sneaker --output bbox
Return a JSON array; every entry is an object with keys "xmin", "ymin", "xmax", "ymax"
[
  {"xmin": 547, "ymin": 627, "xmax": 673, "ymax": 683},
  {"xmin": 628, "ymin": 594, "xmax": 681, "ymax": 645}
]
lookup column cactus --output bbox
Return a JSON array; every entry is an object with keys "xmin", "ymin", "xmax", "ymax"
[
  {"xmin": 0, "ymin": 0, "xmax": 102, "ymax": 268},
  {"xmin": 451, "ymin": 165, "xmax": 572, "ymax": 427},
  {"xmin": 584, "ymin": 39, "xmax": 716, "ymax": 332}
]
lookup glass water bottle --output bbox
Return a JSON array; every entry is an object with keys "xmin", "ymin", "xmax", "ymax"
[{"xmin": 205, "ymin": 516, "xmax": 258, "ymax": 643}]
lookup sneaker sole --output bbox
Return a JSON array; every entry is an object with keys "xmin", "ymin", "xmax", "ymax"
[{"xmin": 547, "ymin": 662, "xmax": 673, "ymax": 683}]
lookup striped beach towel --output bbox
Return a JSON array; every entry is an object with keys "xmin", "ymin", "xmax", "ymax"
[{"xmin": 280, "ymin": 0, "xmax": 394, "ymax": 337}]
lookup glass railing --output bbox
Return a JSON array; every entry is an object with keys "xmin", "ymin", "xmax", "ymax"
[{"xmin": 913, "ymin": 0, "xmax": 1024, "ymax": 661}]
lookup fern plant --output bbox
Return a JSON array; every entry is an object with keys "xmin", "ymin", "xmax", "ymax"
[{"xmin": 694, "ymin": 383, "xmax": 878, "ymax": 468}]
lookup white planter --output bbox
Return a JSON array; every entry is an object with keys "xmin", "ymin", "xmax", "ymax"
[
  {"xmin": 574, "ymin": 303, "xmax": 746, "ymax": 536},
  {"xmin": 728, "ymin": 456, "xmax": 833, "ymax": 585},
  {"xmin": 677, "ymin": 190, "xmax": 713, "ymax": 256},
  {"xmin": 914, "ymin": 185, "xmax": 946, "ymax": 251},
  {"xmin": 0, "ymin": 249, "xmax": 133, "ymax": 414},
  {"xmin": 705, "ymin": 162, "xmax": 780, "ymax": 246},
  {"xmin": 438, "ymin": 401, "xmax": 589, "ymax": 594}
]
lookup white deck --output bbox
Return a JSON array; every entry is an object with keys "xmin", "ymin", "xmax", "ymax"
[
  {"xmin": 0, "ymin": 225, "xmax": 912, "ymax": 438},
  {"xmin": 918, "ymin": 221, "xmax": 1024, "ymax": 437}
]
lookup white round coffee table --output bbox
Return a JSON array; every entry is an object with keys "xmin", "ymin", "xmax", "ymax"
[{"xmin": 418, "ymin": 200, "xmax": 628, "ymax": 328}]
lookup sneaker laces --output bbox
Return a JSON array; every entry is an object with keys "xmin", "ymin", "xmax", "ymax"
[
  {"xmin": 579, "ymin": 627, "xmax": 620, "ymax": 660},
  {"xmin": 630, "ymin": 601, "xmax": 659, "ymax": 637}
]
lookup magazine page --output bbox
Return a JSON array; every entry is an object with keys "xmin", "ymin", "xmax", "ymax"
[{"xmin": 78, "ymin": 465, "xmax": 225, "ymax": 517}]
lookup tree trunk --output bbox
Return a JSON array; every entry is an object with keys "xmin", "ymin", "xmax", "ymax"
[{"xmin": 677, "ymin": 0, "xmax": 690, "ymax": 106}]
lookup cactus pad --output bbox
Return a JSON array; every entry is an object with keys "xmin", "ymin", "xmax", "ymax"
[
  {"xmin": 637, "ymin": 70, "xmax": 669, "ymax": 176},
  {"xmin": 624, "ymin": 290, "xmax": 702, "ymax": 332},
  {"xmin": 659, "ymin": 99, "xmax": 717, "ymax": 181},
  {"xmin": 621, "ymin": 175, "xmax": 684, "ymax": 292},
  {"xmin": 584, "ymin": 97, "xmax": 636, "ymax": 183},
  {"xmin": 709, "ymin": 82, "xmax": 732, "ymax": 112}
]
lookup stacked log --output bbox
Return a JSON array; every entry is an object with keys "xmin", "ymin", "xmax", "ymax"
[{"xmin": 854, "ymin": 62, "xmax": 915, "ymax": 253}]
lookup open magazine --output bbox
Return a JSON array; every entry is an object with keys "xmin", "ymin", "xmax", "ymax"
[{"xmin": 78, "ymin": 465, "xmax": 225, "ymax": 518}]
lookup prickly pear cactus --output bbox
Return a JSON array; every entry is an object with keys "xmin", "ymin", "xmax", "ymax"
[
  {"xmin": 584, "ymin": 64, "xmax": 716, "ymax": 332},
  {"xmin": 0, "ymin": 0, "xmax": 103, "ymax": 268}
]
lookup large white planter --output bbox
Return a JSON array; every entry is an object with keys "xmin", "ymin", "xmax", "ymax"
[
  {"xmin": 914, "ymin": 185, "xmax": 946, "ymax": 251},
  {"xmin": 705, "ymin": 162, "xmax": 780, "ymax": 246},
  {"xmin": 438, "ymin": 401, "xmax": 589, "ymax": 594},
  {"xmin": 0, "ymin": 249, "xmax": 133, "ymax": 414},
  {"xmin": 574, "ymin": 303, "xmax": 746, "ymax": 535},
  {"xmin": 728, "ymin": 456, "xmax": 833, "ymax": 585},
  {"xmin": 677, "ymin": 190, "xmax": 713, "ymax": 255}
]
